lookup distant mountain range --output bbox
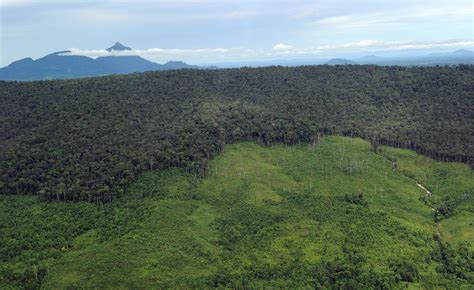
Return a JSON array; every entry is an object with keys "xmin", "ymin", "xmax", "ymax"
[
  {"xmin": 353, "ymin": 49, "xmax": 474, "ymax": 66},
  {"xmin": 215, "ymin": 49, "xmax": 474, "ymax": 68},
  {"xmin": 1, "ymin": 43, "xmax": 473, "ymax": 81},
  {"xmin": 0, "ymin": 42, "xmax": 208, "ymax": 81},
  {"xmin": 321, "ymin": 49, "xmax": 474, "ymax": 66}
]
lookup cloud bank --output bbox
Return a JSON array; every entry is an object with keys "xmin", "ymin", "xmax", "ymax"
[
  {"xmin": 62, "ymin": 39, "xmax": 474, "ymax": 64},
  {"xmin": 1, "ymin": 0, "xmax": 473, "ymax": 66}
]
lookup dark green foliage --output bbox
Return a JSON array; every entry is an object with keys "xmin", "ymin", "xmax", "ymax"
[
  {"xmin": 433, "ymin": 237, "xmax": 474, "ymax": 283},
  {"xmin": 215, "ymin": 202, "xmax": 284, "ymax": 250},
  {"xmin": 434, "ymin": 202, "xmax": 455, "ymax": 221},
  {"xmin": 1, "ymin": 65, "xmax": 473, "ymax": 202},
  {"xmin": 344, "ymin": 192, "xmax": 368, "ymax": 206},
  {"xmin": 0, "ymin": 196, "xmax": 101, "ymax": 288},
  {"xmin": 391, "ymin": 261, "xmax": 420, "ymax": 282}
]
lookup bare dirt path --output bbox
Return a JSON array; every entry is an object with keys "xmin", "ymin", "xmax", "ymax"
[
  {"xmin": 416, "ymin": 182, "xmax": 432, "ymax": 196},
  {"xmin": 380, "ymin": 153, "xmax": 441, "ymax": 236},
  {"xmin": 415, "ymin": 181, "xmax": 441, "ymax": 236}
]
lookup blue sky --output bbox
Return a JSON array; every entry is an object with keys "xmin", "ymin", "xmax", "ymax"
[{"xmin": 1, "ymin": 0, "xmax": 473, "ymax": 66}]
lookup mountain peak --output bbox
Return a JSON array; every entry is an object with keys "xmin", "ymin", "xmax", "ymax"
[
  {"xmin": 106, "ymin": 42, "xmax": 132, "ymax": 52},
  {"xmin": 326, "ymin": 58, "xmax": 356, "ymax": 65},
  {"xmin": 362, "ymin": 55, "xmax": 380, "ymax": 59},
  {"xmin": 453, "ymin": 49, "xmax": 473, "ymax": 55}
]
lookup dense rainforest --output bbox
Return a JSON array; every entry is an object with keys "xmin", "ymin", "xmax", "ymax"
[{"xmin": 1, "ymin": 65, "xmax": 473, "ymax": 202}]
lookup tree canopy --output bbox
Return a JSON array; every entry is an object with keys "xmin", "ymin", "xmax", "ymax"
[{"xmin": 1, "ymin": 65, "xmax": 473, "ymax": 202}]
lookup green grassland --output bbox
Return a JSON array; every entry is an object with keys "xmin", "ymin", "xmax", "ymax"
[
  {"xmin": 1, "ymin": 136, "xmax": 473, "ymax": 288},
  {"xmin": 382, "ymin": 146, "xmax": 474, "ymax": 246}
]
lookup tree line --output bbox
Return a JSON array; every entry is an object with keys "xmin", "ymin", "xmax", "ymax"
[{"xmin": 0, "ymin": 64, "xmax": 473, "ymax": 202}]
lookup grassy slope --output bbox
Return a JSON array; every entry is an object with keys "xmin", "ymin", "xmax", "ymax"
[
  {"xmin": 1, "ymin": 136, "xmax": 472, "ymax": 288},
  {"xmin": 382, "ymin": 146, "xmax": 474, "ymax": 246}
]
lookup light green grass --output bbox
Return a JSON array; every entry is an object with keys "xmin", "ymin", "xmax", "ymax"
[{"xmin": 381, "ymin": 145, "xmax": 474, "ymax": 246}]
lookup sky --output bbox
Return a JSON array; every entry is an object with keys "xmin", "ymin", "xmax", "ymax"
[{"xmin": 1, "ymin": 0, "xmax": 473, "ymax": 66}]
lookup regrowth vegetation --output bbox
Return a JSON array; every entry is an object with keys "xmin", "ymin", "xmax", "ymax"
[
  {"xmin": 1, "ymin": 65, "xmax": 473, "ymax": 202},
  {"xmin": 1, "ymin": 137, "xmax": 472, "ymax": 288}
]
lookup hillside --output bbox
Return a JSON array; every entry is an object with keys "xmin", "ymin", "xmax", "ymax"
[
  {"xmin": 1, "ymin": 65, "xmax": 473, "ymax": 202},
  {"xmin": 1, "ymin": 137, "xmax": 472, "ymax": 288}
]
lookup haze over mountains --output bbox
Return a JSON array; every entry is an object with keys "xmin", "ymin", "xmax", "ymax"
[
  {"xmin": 325, "ymin": 50, "xmax": 474, "ymax": 66},
  {"xmin": 220, "ymin": 49, "xmax": 474, "ymax": 68},
  {"xmin": 354, "ymin": 49, "xmax": 474, "ymax": 66},
  {"xmin": 0, "ymin": 42, "xmax": 473, "ymax": 81}
]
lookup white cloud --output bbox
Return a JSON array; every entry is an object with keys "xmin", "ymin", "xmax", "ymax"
[
  {"xmin": 312, "ymin": 4, "xmax": 473, "ymax": 30},
  {"xmin": 272, "ymin": 43, "xmax": 294, "ymax": 51},
  {"xmin": 59, "ymin": 39, "xmax": 474, "ymax": 64},
  {"xmin": 62, "ymin": 47, "xmax": 248, "ymax": 63},
  {"xmin": 331, "ymin": 39, "xmax": 474, "ymax": 51},
  {"xmin": 0, "ymin": 0, "xmax": 38, "ymax": 7},
  {"xmin": 0, "ymin": 0, "xmax": 93, "ymax": 7}
]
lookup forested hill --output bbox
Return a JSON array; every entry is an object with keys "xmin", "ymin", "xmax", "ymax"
[{"xmin": 1, "ymin": 65, "xmax": 473, "ymax": 202}]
